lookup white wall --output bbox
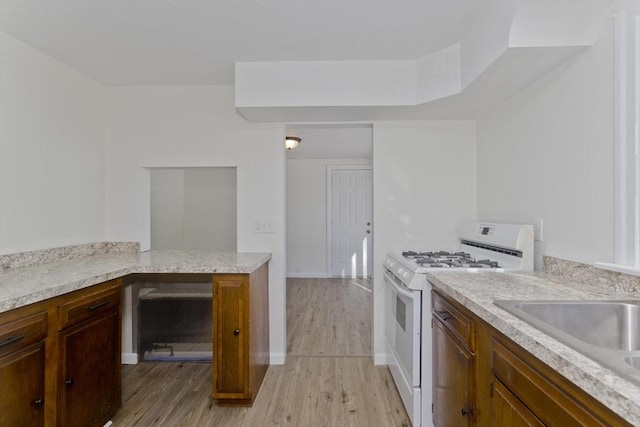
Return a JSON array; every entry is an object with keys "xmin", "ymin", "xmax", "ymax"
[
  {"xmin": 150, "ymin": 167, "xmax": 237, "ymax": 250},
  {"xmin": 105, "ymin": 85, "xmax": 287, "ymax": 363},
  {"xmin": 476, "ymin": 6, "xmax": 616, "ymax": 267},
  {"xmin": 183, "ymin": 167, "xmax": 237, "ymax": 250},
  {"xmin": 150, "ymin": 168, "xmax": 184, "ymax": 249},
  {"xmin": 0, "ymin": 31, "xmax": 106, "ymax": 254},
  {"xmin": 236, "ymin": 60, "xmax": 417, "ymax": 107},
  {"xmin": 286, "ymin": 158, "xmax": 371, "ymax": 277},
  {"xmin": 372, "ymin": 121, "xmax": 477, "ymax": 362}
]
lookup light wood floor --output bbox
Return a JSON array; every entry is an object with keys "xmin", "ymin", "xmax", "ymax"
[
  {"xmin": 111, "ymin": 278, "xmax": 410, "ymax": 426},
  {"xmin": 287, "ymin": 277, "xmax": 372, "ymax": 356}
]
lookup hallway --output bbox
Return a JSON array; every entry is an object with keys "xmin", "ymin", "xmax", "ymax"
[{"xmin": 287, "ymin": 277, "xmax": 372, "ymax": 356}]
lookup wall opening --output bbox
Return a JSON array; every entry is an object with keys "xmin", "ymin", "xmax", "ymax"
[{"xmin": 150, "ymin": 167, "xmax": 237, "ymax": 251}]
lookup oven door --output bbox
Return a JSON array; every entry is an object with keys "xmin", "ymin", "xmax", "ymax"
[{"xmin": 385, "ymin": 268, "xmax": 421, "ymax": 425}]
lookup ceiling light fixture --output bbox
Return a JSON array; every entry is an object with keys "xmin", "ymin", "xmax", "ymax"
[{"xmin": 285, "ymin": 136, "xmax": 301, "ymax": 150}]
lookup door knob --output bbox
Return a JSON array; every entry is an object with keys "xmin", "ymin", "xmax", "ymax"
[
  {"xmin": 233, "ymin": 329, "xmax": 240, "ymax": 336},
  {"xmin": 65, "ymin": 379, "xmax": 73, "ymax": 386},
  {"xmin": 461, "ymin": 407, "xmax": 471, "ymax": 416},
  {"xmin": 366, "ymin": 230, "xmax": 371, "ymax": 234},
  {"xmin": 367, "ymin": 222, "xmax": 371, "ymax": 226}
]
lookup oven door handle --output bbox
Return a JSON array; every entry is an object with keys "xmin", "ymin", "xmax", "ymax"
[{"xmin": 383, "ymin": 270, "xmax": 416, "ymax": 299}]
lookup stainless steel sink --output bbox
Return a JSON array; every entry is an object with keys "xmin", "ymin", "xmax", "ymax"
[
  {"xmin": 494, "ymin": 300, "xmax": 640, "ymax": 385},
  {"xmin": 626, "ymin": 356, "xmax": 640, "ymax": 370},
  {"xmin": 506, "ymin": 301, "xmax": 640, "ymax": 351}
]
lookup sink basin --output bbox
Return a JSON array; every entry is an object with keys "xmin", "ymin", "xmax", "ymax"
[
  {"xmin": 625, "ymin": 356, "xmax": 640, "ymax": 370},
  {"xmin": 507, "ymin": 301, "xmax": 640, "ymax": 351},
  {"xmin": 494, "ymin": 300, "xmax": 640, "ymax": 385}
]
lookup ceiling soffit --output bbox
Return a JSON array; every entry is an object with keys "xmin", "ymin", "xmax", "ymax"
[{"xmin": 235, "ymin": 1, "xmax": 611, "ymax": 122}]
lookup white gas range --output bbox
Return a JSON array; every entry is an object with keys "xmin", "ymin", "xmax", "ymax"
[{"xmin": 384, "ymin": 222, "xmax": 534, "ymax": 427}]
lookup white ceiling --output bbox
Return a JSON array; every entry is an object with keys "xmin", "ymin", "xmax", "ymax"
[
  {"xmin": 5, "ymin": 0, "xmax": 585, "ymax": 159},
  {"xmin": 0, "ymin": 0, "xmax": 492, "ymax": 86}
]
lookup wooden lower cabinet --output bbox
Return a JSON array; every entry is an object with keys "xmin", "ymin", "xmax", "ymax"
[
  {"xmin": 213, "ymin": 263, "xmax": 269, "ymax": 406},
  {"xmin": 431, "ymin": 288, "xmax": 633, "ymax": 427},
  {"xmin": 58, "ymin": 310, "xmax": 121, "ymax": 427},
  {"xmin": 0, "ymin": 279, "xmax": 121, "ymax": 427},
  {"xmin": 432, "ymin": 317, "xmax": 474, "ymax": 427},
  {"xmin": 490, "ymin": 332, "xmax": 631, "ymax": 427},
  {"xmin": 432, "ymin": 290, "xmax": 476, "ymax": 427},
  {"xmin": 0, "ymin": 342, "xmax": 46, "ymax": 426},
  {"xmin": 213, "ymin": 275, "xmax": 246, "ymax": 396},
  {"xmin": 55, "ymin": 280, "xmax": 121, "ymax": 427},
  {"xmin": 0, "ymin": 307, "xmax": 48, "ymax": 427}
]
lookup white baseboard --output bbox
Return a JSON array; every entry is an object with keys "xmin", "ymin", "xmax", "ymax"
[
  {"xmin": 286, "ymin": 272, "xmax": 329, "ymax": 278},
  {"xmin": 121, "ymin": 352, "xmax": 138, "ymax": 365},
  {"xmin": 270, "ymin": 352, "xmax": 286, "ymax": 365},
  {"xmin": 374, "ymin": 352, "xmax": 388, "ymax": 366}
]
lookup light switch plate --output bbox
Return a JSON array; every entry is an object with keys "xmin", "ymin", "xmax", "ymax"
[{"xmin": 254, "ymin": 218, "xmax": 274, "ymax": 233}]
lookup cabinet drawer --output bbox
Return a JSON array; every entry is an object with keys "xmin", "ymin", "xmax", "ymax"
[
  {"xmin": 0, "ymin": 311, "xmax": 47, "ymax": 356},
  {"xmin": 492, "ymin": 377, "xmax": 544, "ymax": 426},
  {"xmin": 58, "ymin": 283, "xmax": 120, "ymax": 330},
  {"xmin": 432, "ymin": 290, "xmax": 474, "ymax": 350},
  {"xmin": 491, "ymin": 335, "xmax": 631, "ymax": 427}
]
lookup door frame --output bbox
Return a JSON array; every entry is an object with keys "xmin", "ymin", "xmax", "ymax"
[{"xmin": 326, "ymin": 164, "xmax": 373, "ymax": 277}]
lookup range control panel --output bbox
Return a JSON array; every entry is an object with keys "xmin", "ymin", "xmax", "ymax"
[{"xmin": 477, "ymin": 224, "xmax": 495, "ymax": 236}]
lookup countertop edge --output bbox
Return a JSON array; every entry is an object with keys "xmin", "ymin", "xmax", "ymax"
[{"xmin": 0, "ymin": 251, "xmax": 272, "ymax": 314}]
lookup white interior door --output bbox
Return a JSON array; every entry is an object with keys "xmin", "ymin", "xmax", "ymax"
[{"xmin": 330, "ymin": 168, "xmax": 373, "ymax": 278}]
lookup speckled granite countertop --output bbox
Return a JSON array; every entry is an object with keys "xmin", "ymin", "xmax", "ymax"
[
  {"xmin": 0, "ymin": 250, "xmax": 271, "ymax": 314},
  {"xmin": 426, "ymin": 271, "xmax": 640, "ymax": 425}
]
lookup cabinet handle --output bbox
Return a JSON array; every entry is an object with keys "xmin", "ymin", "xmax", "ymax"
[
  {"xmin": 88, "ymin": 300, "xmax": 110, "ymax": 311},
  {"xmin": 435, "ymin": 310, "xmax": 452, "ymax": 321},
  {"xmin": 34, "ymin": 398, "xmax": 44, "ymax": 406},
  {"xmin": 0, "ymin": 334, "xmax": 25, "ymax": 348},
  {"xmin": 461, "ymin": 407, "xmax": 471, "ymax": 416},
  {"xmin": 65, "ymin": 379, "xmax": 73, "ymax": 386},
  {"xmin": 233, "ymin": 329, "xmax": 240, "ymax": 336}
]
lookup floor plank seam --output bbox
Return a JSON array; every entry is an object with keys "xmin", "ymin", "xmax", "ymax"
[{"xmin": 287, "ymin": 354, "xmax": 373, "ymax": 358}]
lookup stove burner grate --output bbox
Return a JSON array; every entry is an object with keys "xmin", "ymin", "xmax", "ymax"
[{"xmin": 402, "ymin": 250, "xmax": 501, "ymax": 269}]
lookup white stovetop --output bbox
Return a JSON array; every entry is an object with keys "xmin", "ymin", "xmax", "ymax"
[{"xmin": 384, "ymin": 250, "xmax": 513, "ymax": 291}]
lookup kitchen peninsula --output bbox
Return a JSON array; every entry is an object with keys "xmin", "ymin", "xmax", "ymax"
[{"xmin": 0, "ymin": 246, "xmax": 271, "ymax": 426}]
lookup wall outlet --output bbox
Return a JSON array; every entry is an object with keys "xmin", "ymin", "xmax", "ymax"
[
  {"xmin": 253, "ymin": 218, "xmax": 274, "ymax": 233},
  {"xmin": 533, "ymin": 217, "xmax": 543, "ymax": 242}
]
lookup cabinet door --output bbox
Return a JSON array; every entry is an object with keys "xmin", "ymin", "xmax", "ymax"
[
  {"xmin": 58, "ymin": 310, "xmax": 121, "ymax": 427},
  {"xmin": 492, "ymin": 379, "xmax": 544, "ymax": 427},
  {"xmin": 213, "ymin": 275, "xmax": 248, "ymax": 398},
  {"xmin": 433, "ymin": 317, "xmax": 474, "ymax": 427},
  {"xmin": 0, "ymin": 342, "xmax": 45, "ymax": 427}
]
